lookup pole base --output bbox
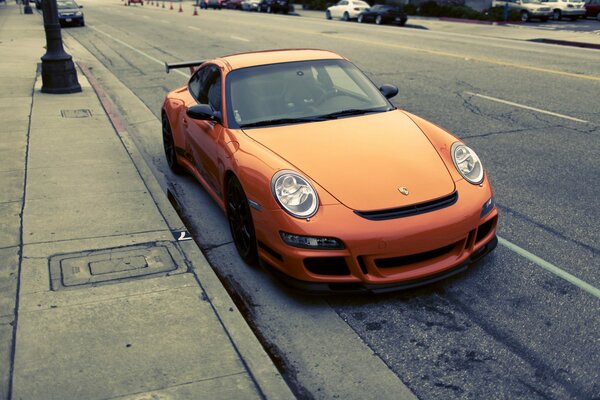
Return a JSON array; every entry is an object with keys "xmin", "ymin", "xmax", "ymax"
[{"xmin": 41, "ymin": 57, "xmax": 82, "ymax": 94}]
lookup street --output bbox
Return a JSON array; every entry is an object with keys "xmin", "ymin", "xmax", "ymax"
[{"xmin": 59, "ymin": 2, "xmax": 599, "ymax": 398}]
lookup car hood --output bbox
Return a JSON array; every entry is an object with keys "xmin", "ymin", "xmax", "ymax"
[{"xmin": 243, "ymin": 110, "xmax": 456, "ymax": 211}]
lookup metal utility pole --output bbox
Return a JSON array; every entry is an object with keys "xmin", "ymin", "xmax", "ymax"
[{"xmin": 40, "ymin": 0, "xmax": 81, "ymax": 93}]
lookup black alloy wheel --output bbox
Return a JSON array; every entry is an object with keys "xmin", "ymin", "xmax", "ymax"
[
  {"xmin": 162, "ymin": 114, "xmax": 184, "ymax": 175},
  {"xmin": 226, "ymin": 177, "xmax": 258, "ymax": 265}
]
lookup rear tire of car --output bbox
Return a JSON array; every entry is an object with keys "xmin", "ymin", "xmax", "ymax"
[
  {"xmin": 552, "ymin": 9, "xmax": 561, "ymax": 20},
  {"xmin": 375, "ymin": 15, "xmax": 382, "ymax": 24},
  {"xmin": 226, "ymin": 176, "xmax": 258, "ymax": 266},
  {"xmin": 342, "ymin": 11, "xmax": 349, "ymax": 21},
  {"xmin": 325, "ymin": 9, "xmax": 331, "ymax": 19},
  {"xmin": 162, "ymin": 114, "xmax": 184, "ymax": 175},
  {"xmin": 520, "ymin": 11, "xmax": 529, "ymax": 22}
]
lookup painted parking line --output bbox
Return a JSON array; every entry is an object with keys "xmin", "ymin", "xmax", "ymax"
[
  {"xmin": 230, "ymin": 35, "xmax": 250, "ymax": 42},
  {"xmin": 90, "ymin": 25, "xmax": 189, "ymax": 78},
  {"xmin": 465, "ymin": 92, "xmax": 590, "ymax": 123},
  {"xmin": 498, "ymin": 236, "xmax": 600, "ymax": 300}
]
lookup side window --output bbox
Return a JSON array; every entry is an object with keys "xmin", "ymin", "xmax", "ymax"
[{"xmin": 189, "ymin": 65, "xmax": 222, "ymax": 112}]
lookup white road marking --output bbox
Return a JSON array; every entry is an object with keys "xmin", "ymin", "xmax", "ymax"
[
  {"xmin": 465, "ymin": 92, "xmax": 589, "ymax": 123},
  {"xmin": 89, "ymin": 25, "xmax": 189, "ymax": 78},
  {"xmin": 230, "ymin": 35, "xmax": 249, "ymax": 42},
  {"xmin": 498, "ymin": 236, "xmax": 600, "ymax": 300},
  {"xmin": 187, "ymin": 25, "xmax": 201, "ymax": 31}
]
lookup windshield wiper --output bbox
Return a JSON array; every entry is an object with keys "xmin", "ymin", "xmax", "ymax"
[
  {"xmin": 240, "ymin": 116, "xmax": 329, "ymax": 128},
  {"xmin": 317, "ymin": 107, "xmax": 388, "ymax": 120}
]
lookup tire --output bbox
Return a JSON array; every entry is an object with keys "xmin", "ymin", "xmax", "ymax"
[
  {"xmin": 162, "ymin": 114, "xmax": 184, "ymax": 175},
  {"xmin": 357, "ymin": 14, "xmax": 363, "ymax": 23},
  {"xmin": 375, "ymin": 14, "xmax": 382, "ymax": 24},
  {"xmin": 226, "ymin": 176, "xmax": 258, "ymax": 265},
  {"xmin": 325, "ymin": 9, "xmax": 331, "ymax": 19},
  {"xmin": 520, "ymin": 11, "xmax": 529, "ymax": 22},
  {"xmin": 552, "ymin": 9, "xmax": 561, "ymax": 20},
  {"xmin": 342, "ymin": 11, "xmax": 349, "ymax": 21}
]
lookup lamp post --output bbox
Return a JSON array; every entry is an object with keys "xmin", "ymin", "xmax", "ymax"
[{"xmin": 40, "ymin": 0, "xmax": 81, "ymax": 93}]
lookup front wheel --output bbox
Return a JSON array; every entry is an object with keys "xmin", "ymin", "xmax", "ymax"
[
  {"xmin": 520, "ymin": 11, "xmax": 529, "ymax": 22},
  {"xmin": 552, "ymin": 9, "xmax": 561, "ymax": 20},
  {"xmin": 325, "ymin": 9, "xmax": 331, "ymax": 19},
  {"xmin": 342, "ymin": 11, "xmax": 349, "ymax": 21},
  {"xmin": 226, "ymin": 177, "xmax": 258, "ymax": 265}
]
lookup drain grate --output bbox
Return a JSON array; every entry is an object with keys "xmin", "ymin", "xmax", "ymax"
[
  {"xmin": 49, "ymin": 242, "xmax": 187, "ymax": 290},
  {"xmin": 61, "ymin": 109, "xmax": 92, "ymax": 118}
]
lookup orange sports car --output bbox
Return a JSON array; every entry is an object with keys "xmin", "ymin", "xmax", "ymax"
[{"xmin": 162, "ymin": 49, "xmax": 498, "ymax": 293}]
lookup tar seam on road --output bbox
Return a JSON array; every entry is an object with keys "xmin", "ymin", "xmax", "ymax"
[
  {"xmin": 498, "ymin": 236, "xmax": 600, "ymax": 300},
  {"xmin": 88, "ymin": 25, "xmax": 189, "ymax": 79},
  {"xmin": 465, "ymin": 92, "xmax": 590, "ymax": 123}
]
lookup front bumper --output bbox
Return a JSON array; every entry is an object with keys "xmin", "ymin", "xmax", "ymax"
[
  {"xmin": 59, "ymin": 14, "xmax": 83, "ymax": 24},
  {"xmin": 253, "ymin": 178, "xmax": 498, "ymax": 292}
]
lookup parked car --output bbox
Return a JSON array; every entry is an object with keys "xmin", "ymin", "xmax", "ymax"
[
  {"xmin": 127, "ymin": 0, "xmax": 143, "ymax": 5},
  {"xmin": 326, "ymin": 0, "xmax": 370, "ymax": 20},
  {"xmin": 357, "ymin": 4, "xmax": 407, "ymax": 25},
  {"xmin": 200, "ymin": 0, "xmax": 222, "ymax": 9},
  {"xmin": 491, "ymin": 0, "xmax": 552, "ymax": 21},
  {"xmin": 222, "ymin": 0, "xmax": 243, "ymax": 9},
  {"xmin": 540, "ymin": 0, "xmax": 585, "ymax": 19},
  {"xmin": 241, "ymin": 0, "xmax": 260, "ymax": 10},
  {"xmin": 584, "ymin": 0, "xmax": 600, "ymax": 19},
  {"xmin": 258, "ymin": 0, "xmax": 292, "ymax": 13},
  {"xmin": 162, "ymin": 49, "xmax": 498, "ymax": 294},
  {"xmin": 56, "ymin": 0, "xmax": 84, "ymax": 26}
]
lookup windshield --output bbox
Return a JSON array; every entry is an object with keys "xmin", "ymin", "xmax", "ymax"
[
  {"xmin": 57, "ymin": 0, "xmax": 78, "ymax": 7},
  {"xmin": 226, "ymin": 59, "xmax": 392, "ymax": 129}
]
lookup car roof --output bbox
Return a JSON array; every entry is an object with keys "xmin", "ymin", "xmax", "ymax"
[{"xmin": 216, "ymin": 49, "xmax": 345, "ymax": 71}]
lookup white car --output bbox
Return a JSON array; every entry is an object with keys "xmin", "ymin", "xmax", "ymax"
[
  {"xmin": 325, "ymin": 0, "xmax": 370, "ymax": 21},
  {"xmin": 492, "ymin": 0, "xmax": 552, "ymax": 21},
  {"xmin": 540, "ymin": 0, "xmax": 586, "ymax": 19},
  {"xmin": 241, "ymin": 0, "xmax": 260, "ymax": 10}
]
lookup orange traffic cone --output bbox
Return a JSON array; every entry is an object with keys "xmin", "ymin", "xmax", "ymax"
[{"xmin": 178, "ymin": 1, "xmax": 183, "ymax": 12}]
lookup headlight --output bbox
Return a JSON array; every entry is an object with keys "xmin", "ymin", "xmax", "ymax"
[
  {"xmin": 272, "ymin": 170, "xmax": 319, "ymax": 218},
  {"xmin": 451, "ymin": 142, "xmax": 484, "ymax": 184},
  {"xmin": 75, "ymin": 11, "xmax": 82, "ymax": 15}
]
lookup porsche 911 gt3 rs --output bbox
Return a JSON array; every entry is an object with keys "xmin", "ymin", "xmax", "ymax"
[{"xmin": 162, "ymin": 49, "xmax": 498, "ymax": 293}]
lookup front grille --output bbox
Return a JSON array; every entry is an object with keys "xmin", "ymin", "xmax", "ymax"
[
  {"xmin": 354, "ymin": 191, "xmax": 458, "ymax": 221},
  {"xmin": 375, "ymin": 242, "xmax": 457, "ymax": 268}
]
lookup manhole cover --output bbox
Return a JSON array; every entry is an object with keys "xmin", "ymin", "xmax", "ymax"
[
  {"xmin": 61, "ymin": 109, "xmax": 92, "ymax": 118},
  {"xmin": 49, "ymin": 242, "xmax": 187, "ymax": 290}
]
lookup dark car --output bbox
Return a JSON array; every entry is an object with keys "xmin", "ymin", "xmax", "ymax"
[
  {"xmin": 200, "ymin": 0, "xmax": 222, "ymax": 9},
  {"xmin": 57, "ymin": 0, "xmax": 84, "ymax": 27},
  {"xmin": 223, "ymin": 0, "xmax": 243, "ymax": 8},
  {"xmin": 585, "ymin": 0, "xmax": 600, "ymax": 19},
  {"xmin": 357, "ymin": 4, "xmax": 407, "ymax": 25},
  {"xmin": 258, "ymin": 0, "xmax": 293, "ymax": 13}
]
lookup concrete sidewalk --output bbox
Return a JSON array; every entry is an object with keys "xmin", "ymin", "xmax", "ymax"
[{"xmin": 0, "ymin": 4, "xmax": 293, "ymax": 399}]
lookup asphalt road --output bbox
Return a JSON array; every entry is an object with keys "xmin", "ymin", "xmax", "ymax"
[{"xmin": 59, "ymin": 2, "xmax": 600, "ymax": 398}]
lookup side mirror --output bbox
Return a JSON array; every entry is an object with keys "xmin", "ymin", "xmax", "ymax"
[
  {"xmin": 186, "ymin": 104, "xmax": 221, "ymax": 122},
  {"xmin": 379, "ymin": 84, "xmax": 398, "ymax": 99}
]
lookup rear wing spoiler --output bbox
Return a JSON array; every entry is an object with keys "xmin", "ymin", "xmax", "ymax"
[{"xmin": 164, "ymin": 60, "xmax": 206, "ymax": 75}]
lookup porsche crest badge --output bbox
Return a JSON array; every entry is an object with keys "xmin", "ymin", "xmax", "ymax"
[{"xmin": 398, "ymin": 187, "xmax": 409, "ymax": 196}]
